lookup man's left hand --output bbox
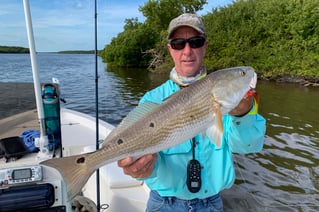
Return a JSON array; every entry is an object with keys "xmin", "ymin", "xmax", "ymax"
[{"xmin": 229, "ymin": 90, "xmax": 255, "ymax": 116}]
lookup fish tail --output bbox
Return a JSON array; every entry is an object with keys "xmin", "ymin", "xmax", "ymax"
[{"xmin": 40, "ymin": 153, "xmax": 95, "ymax": 200}]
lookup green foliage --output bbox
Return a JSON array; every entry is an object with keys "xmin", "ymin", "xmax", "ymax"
[
  {"xmin": 0, "ymin": 46, "xmax": 29, "ymax": 53},
  {"xmin": 204, "ymin": 0, "xmax": 319, "ymax": 78},
  {"xmin": 101, "ymin": 0, "xmax": 319, "ymax": 78},
  {"xmin": 140, "ymin": 0, "xmax": 207, "ymax": 32},
  {"xmin": 101, "ymin": 19, "xmax": 158, "ymax": 67}
]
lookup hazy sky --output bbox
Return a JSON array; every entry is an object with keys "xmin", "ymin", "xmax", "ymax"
[{"xmin": 0, "ymin": 0, "xmax": 233, "ymax": 52}]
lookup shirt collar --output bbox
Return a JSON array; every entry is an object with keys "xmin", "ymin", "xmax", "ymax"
[{"xmin": 169, "ymin": 66, "xmax": 207, "ymax": 87}]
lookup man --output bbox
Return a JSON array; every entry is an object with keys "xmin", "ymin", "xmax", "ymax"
[{"xmin": 118, "ymin": 13, "xmax": 266, "ymax": 211}]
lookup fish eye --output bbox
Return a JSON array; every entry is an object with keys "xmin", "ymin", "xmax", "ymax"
[{"xmin": 240, "ymin": 71, "xmax": 246, "ymax": 76}]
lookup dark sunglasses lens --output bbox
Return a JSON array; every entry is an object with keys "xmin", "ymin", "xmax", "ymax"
[
  {"xmin": 170, "ymin": 36, "xmax": 205, "ymax": 50},
  {"xmin": 188, "ymin": 37, "xmax": 205, "ymax": 48},
  {"xmin": 170, "ymin": 38, "xmax": 186, "ymax": 50}
]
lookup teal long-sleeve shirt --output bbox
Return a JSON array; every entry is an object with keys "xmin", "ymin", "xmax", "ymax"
[{"xmin": 139, "ymin": 79, "xmax": 266, "ymax": 200}]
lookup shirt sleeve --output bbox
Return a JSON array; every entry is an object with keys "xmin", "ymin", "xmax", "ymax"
[{"xmin": 223, "ymin": 101, "xmax": 266, "ymax": 154}]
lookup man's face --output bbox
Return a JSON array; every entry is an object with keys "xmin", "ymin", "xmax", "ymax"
[{"xmin": 167, "ymin": 26, "xmax": 208, "ymax": 78}]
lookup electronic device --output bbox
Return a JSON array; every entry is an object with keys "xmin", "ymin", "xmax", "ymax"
[
  {"xmin": 0, "ymin": 165, "xmax": 42, "ymax": 186},
  {"xmin": 186, "ymin": 159, "xmax": 201, "ymax": 193}
]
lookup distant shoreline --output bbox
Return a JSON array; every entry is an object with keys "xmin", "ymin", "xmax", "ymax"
[
  {"xmin": 0, "ymin": 45, "xmax": 29, "ymax": 53},
  {"xmin": 258, "ymin": 75, "xmax": 319, "ymax": 87},
  {"xmin": 0, "ymin": 46, "xmax": 98, "ymax": 54}
]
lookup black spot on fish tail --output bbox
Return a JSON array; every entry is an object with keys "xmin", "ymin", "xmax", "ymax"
[
  {"xmin": 76, "ymin": 157, "xmax": 85, "ymax": 164},
  {"xmin": 117, "ymin": 139, "xmax": 123, "ymax": 145},
  {"xmin": 149, "ymin": 122, "xmax": 155, "ymax": 127}
]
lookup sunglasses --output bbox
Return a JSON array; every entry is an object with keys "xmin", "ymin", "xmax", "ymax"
[{"xmin": 169, "ymin": 36, "xmax": 206, "ymax": 50}]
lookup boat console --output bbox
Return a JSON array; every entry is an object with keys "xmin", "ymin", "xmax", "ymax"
[
  {"xmin": 0, "ymin": 165, "xmax": 42, "ymax": 186},
  {"xmin": 0, "ymin": 154, "xmax": 70, "ymax": 211}
]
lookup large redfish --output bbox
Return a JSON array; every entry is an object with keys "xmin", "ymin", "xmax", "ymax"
[{"xmin": 41, "ymin": 66, "xmax": 255, "ymax": 199}]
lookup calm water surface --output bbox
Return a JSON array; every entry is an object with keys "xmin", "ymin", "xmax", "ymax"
[{"xmin": 0, "ymin": 53, "xmax": 318, "ymax": 211}]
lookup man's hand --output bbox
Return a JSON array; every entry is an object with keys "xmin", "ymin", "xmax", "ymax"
[
  {"xmin": 229, "ymin": 72, "xmax": 258, "ymax": 116},
  {"xmin": 117, "ymin": 154, "xmax": 158, "ymax": 178},
  {"xmin": 229, "ymin": 90, "xmax": 255, "ymax": 116}
]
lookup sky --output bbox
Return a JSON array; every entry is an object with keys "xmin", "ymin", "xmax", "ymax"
[{"xmin": 0, "ymin": 0, "xmax": 233, "ymax": 52}]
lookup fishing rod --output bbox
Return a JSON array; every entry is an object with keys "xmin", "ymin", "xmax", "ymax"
[{"xmin": 94, "ymin": 0, "xmax": 101, "ymax": 211}]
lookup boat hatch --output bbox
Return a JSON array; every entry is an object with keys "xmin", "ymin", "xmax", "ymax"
[{"xmin": 0, "ymin": 183, "xmax": 65, "ymax": 211}]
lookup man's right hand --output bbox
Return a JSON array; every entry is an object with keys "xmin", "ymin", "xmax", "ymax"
[{"xmin": 117, "ymin": 154, "xmax": 158, "ymax": 178}]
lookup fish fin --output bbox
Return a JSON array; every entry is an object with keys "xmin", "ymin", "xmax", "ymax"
[
  {"xmin": 123, "ymin": 101, "xmax": 161, "ymax": 125},
  {"xmin": 104, "ymin": 101, "xmax": 160, "ymax": 144},
  {"xmin": 207, "ymin": 102, "xmax": 224, "ymax": 147},
  {"xmin": 40, "ymin": 153, "xmax": 95, "ymax": 200}
]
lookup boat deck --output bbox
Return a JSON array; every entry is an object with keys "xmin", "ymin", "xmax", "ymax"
[
  {"xmin": 0, "ymin": 82, "xmax": 39, "ymax": 167},
  {"xmin": 0, "ymin": 82, "xmax": 38, "ymax": 138},
  {"xmin": 0, "ymin": 109, "xmax": 39, "ymax": 138}
]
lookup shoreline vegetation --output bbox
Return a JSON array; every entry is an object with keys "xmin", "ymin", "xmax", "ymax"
[
  {"xmin": 0, "ymin": 46, "xmax": 29, "ymax": 53},
  {"xmin": 0, "ymin": 46, "xmax": 96, "ymax": 54},
  {"xmin": 58, "ymin": 50, "xmax": 96, "ymax": 54},
  {"xmin": 1, "ymin": 45, "xmax": 318, "ymax": 87},
  {"xmin": 99, "ymin": 0, "xmax": 319, "ymax": 86}
]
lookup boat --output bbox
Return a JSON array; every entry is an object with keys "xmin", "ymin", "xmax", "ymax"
[
  {"xmin": 0, "ymin": 0, "xmax": 148, "ymax": 211},
  {"xmin": 0, "ymin": 108, "xmax": 148, "ymax": 211}
]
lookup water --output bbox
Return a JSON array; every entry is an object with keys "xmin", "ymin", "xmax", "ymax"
[
  {"xmin": 1, "ymin": 53, "xmax": 318, "ymax": 211},
  {"xmin": 0, "ymin": 53, "xmax": 165, "ymax": 125},
  {"xmin": 237, "ymin": 82, "xmax": 319, "ymax": 211}
]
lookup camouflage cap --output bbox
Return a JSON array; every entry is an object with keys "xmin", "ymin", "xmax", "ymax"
[{"xmin": 168, "ymin": 13, "xmax": 205, "ymax": 39}]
